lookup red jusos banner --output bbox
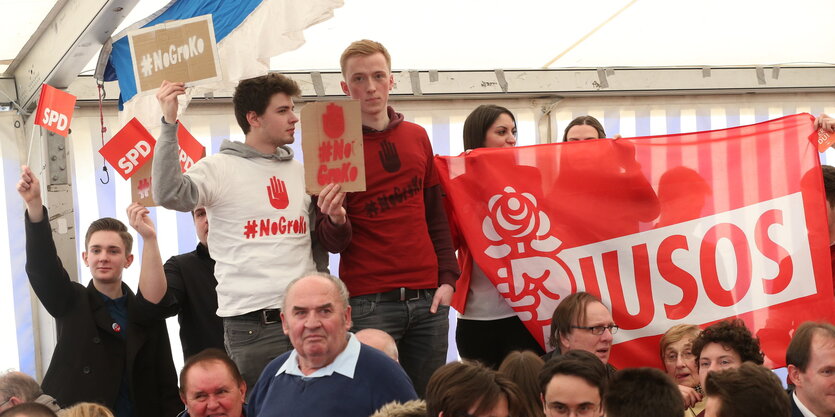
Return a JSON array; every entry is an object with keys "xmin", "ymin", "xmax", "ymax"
[{"xmin": 435, "ymin": 114, "xmax": 835, "ymax": 369}]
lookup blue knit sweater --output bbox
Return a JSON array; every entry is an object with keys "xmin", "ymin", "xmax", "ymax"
[{"xmin": 247, "ymin": 343, "xmax": 417, "ymax": 417}]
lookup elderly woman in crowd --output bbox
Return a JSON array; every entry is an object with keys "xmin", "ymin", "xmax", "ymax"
[{"xmin": 660, "ymin": 324, "xmax": 704, "ymax": 416}]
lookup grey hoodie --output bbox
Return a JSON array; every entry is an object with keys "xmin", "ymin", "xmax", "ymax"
[{"xmin": 151, "ymin": 120, "xmax": 327, "ymax": 272}]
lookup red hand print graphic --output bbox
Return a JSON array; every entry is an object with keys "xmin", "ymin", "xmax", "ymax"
[
  {"xmin": 322, "ymin": 103, "xmax": 345, "ymax": 139},
  {"xmin": 138, "ymin": 177, "xmax": 151, "ymax": 199},
  {"xmin": 267, "ymin": 176, "xmax": 289, "ymax": 209}
]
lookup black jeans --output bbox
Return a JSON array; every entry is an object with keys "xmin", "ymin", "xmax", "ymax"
[{"xmin": 456, "ymin": 315, "xmax": 545, "ymax": 369}]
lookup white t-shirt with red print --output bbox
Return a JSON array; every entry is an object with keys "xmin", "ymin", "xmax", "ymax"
[{"xmin": 153, "ymin": 122, "xmax": 319, "ymax": 317}]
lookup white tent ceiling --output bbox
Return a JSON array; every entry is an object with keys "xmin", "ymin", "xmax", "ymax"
[
  {"xmin": 3, "ymin": 0, "xmax": 835, "ymax": 76},
  {"xmin": 271, "ymin": 0, "xmax": 835, "ymax": 70}
]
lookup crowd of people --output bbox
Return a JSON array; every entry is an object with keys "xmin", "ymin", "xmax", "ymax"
[{"xmin": 5, "ymin": 38, "xmax": 835, "ymax": 417}]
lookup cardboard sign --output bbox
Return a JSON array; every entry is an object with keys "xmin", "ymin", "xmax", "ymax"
[
  {"xmin": 131, "ymin": 162, "xmax": 155, "ymax": 206},
  {"xmin": 301, "ymin": 101, "xmax": 365, "ymax": 194},
  {"xmin": 177, "ymin": 122, "xmax": 205, "ymax": 172},
  {"xmin": 99, "ymin": 118, "xmax": 156, "ymax": 180},
  {"xmin": 127, "ymin": 14, "xmax": 221, "ymax": 94},
  {"xmin": 34, "ymin": 84, "xmax": 77, "ymax": 137}
]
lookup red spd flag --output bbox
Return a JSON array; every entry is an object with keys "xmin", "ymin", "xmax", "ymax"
[
  {"xmin": 177, "ymin": 122, "xmax": 204, "ymax": 172},
  {"xmin": 99, "ymin": 118, "xmax": 156, "ymax": 180},
  {"xmin": 435, "ymin": 114, "xmax": 835, "ymax": 369},
  {"xmin": 34, "ymin": 84, "xmax": 77, "ymax": 137}
]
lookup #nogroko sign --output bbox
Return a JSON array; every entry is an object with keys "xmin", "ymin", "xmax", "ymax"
[
  {"xmin": 128, "ymin": 14, "xmax": 222, "ymax": 93},
  {"xmin": 301, "ymin": 101, "xmax": 366, "ymax": 194}
]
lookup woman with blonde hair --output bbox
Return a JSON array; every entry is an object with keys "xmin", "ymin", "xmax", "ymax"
[
  {"xmin": 63, "ymin": 403, "xmax": 113, "ymax": 417},
  {"xmin": 660, "ymin": 324, "xmax": 703, "ymax": 417}
]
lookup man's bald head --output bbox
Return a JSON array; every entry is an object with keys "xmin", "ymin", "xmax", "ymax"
[
  {"xmin": 0, "ymin": 371, "xmax": 42, "ymax": 413},
  {"xmin": 356, "ymin": 328, "xmax": 399, "ymax": 362}
]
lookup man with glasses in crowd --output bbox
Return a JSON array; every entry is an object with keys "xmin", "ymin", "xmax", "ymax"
[{"xmin": 543, "ymin": 292, "xmax": 619, "ymax": 374}]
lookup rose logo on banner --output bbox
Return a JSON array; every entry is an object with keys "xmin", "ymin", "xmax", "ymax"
[
  {"xmin": 34, "ymin": 84, "xmax": 76, "ymax": 137},
  {"xmin": 482, "ymin": 186, "xmax": 575, "ymax": 328},
  {"xmin": 98, "ymin": 118, "xmax": 156, "ymax": 180}
]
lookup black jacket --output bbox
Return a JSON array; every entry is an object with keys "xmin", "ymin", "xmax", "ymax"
[
  {"xmin": 790, "ymin": 392, "xmax": 835, "ymax": 417},
  {"xmin": 25, "ymin": 207, "xmax": 181, "ymax": 417},
  {"xmin": 164, "ymin": 242, "xmax": 224, "ymax": 359}
]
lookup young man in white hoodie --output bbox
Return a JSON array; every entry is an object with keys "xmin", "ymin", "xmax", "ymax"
[{"xmin": 153, "ymin": 74, "xmax": 327, "ymax": 391}]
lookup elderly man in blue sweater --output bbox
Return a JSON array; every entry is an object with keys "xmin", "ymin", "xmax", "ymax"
[{"xmin": 247, "ymin": 273, "xmax": 417, "ymax": 417}]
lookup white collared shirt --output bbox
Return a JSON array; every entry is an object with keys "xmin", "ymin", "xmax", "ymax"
[
  {"xmin": 794, "ymin": 390, "xmax": 819, "ymax": 417},
  {"xmin": 276, "ymin": 333, "xmax": 360, "ymax": 379}
]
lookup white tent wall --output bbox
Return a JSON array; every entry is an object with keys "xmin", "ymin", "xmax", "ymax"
[
  {"xmin": 0, "ymin": 112, "xmax": 28, "ymax": 375},
  {"xmin": 3, "ymin": 91, "xmax": 835, "ymax": 375}
]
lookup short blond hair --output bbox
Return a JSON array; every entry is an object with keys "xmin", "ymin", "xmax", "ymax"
[
  {"xmin": 64, "ymin": 402, "xmax": 115, "ymax": 417},
  {"xmin": 340, "ymin": 39, "xmax": 391, "ymax": 75},
  {"xmin": 659, "ymin": 324, "xmax": 701, "ymax": 360}
]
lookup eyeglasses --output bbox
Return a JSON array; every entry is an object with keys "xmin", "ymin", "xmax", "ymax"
[
  {"xmin": 0, "ymin": 398, "xmax": 10, "ymax": 409},
  {"xmin": 570, "ymin": 325, "xmax": 618, "ymax": 335},
  {"xmin": 664, "ymin": 351, "xmax": 695, "ymax": 363}
]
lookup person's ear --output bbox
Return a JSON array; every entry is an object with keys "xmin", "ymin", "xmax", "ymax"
[
  {"xmin": 281, "ymin": 311, "xmax": 290, "ymax": 335},
  {"xmin": 247, "ymin": 111, "xmax": 261, "ymax": 129},
  {"xmin": 344, "ymin": 305, "xmax": 352, "ymax": 331},
  {"xmin": 787, "ymin": 364, "xmax": 801, "ymax": 387},
  {"xmin": 340, "ymin": 81, "xmax": 350, "ymax": 97},
  {"xmin": 559, "ymin": 332, "xmax": 571, "ymax": 352}
]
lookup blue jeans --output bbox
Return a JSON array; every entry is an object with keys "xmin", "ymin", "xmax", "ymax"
[
  {"xmin": 349, "ymin": 289, "xmax": 449, "ymax": 397},
  {"xmin": 223, "ymin": 314, "xmax": 292, "ymax": 398}
]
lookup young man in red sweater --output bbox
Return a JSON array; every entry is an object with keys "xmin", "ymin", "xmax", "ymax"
[{"xmin": 316, "ymin": 39, "xmax": 459, "ymax": 396}]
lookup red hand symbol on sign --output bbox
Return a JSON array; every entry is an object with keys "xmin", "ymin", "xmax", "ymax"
[
  {"xmin": 138, "ymin": 177, "xmax": 151, "ymax": 199},
  {"xmin": 322, "ymin": 103, "xmax": 345, "ymax": 139},
  {"xmin": 267, "ymin": 176, "xmax": 289, "ymax": 209}
]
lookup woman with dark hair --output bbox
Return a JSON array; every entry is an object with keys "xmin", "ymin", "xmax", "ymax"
[
  {"xmin": 691, "ymin": 319, "xmax": 764, "ymax": 417},
  {"xmin": 426, "ymin": 361, "xmax": 523, "ymax": 417},
  {"xmin": 563, "ymin": 115, "xmax": 607, "ymax": 141},
  {"xmin": 450, "ymin": 105, "xmax": 544, "ymax": 369},
  {"xmin": 463, "ymin": 104, "xmax": 517, "ymax": 150},
  {"xmin": 498, "ymin": 351, "xmax": 546, "ymax": 417}
]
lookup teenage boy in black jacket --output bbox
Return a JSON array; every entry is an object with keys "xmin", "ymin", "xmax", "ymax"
[{"xmin": 17, "ymin": 165, "xmax": 180, "ymax": 417}]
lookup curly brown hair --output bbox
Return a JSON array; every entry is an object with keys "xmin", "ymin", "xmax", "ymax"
[{"xmin": 691, "ymin": 319, "xmax": 763, "ymax": 365}]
